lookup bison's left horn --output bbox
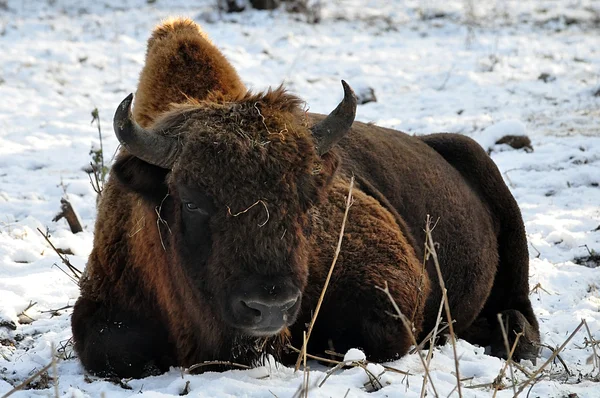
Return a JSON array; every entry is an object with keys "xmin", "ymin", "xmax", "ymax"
[
  {"xmin": 310, "ymin": 80, "xmax": 357, "ymax": 156},
  {"xmin": 113, "ymin": 93, "xmax": 180, "ymax": 169}
]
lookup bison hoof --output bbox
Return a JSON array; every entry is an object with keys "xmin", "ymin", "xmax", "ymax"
[{"xmin": 491, "ymin": 309, "xmax": 540, "ymax": 363}]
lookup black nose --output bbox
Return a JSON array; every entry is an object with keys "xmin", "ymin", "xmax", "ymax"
[{"xmin": 231, "ymin": 288, "xmax": 301, "ymax": 336}]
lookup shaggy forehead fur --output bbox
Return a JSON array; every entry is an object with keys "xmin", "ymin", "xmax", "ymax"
[{"xmin": 156, "ymin": 88, "xmax": 326, "ymax": 210}]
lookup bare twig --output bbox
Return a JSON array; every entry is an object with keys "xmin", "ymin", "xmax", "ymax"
[
  {"xmin": 155, "ymin": 193, "xmax": 172, "ymax": 251},
  {"xmin": 88, "ymin": 163, "xmax": 103, "ymax": 196},
  {"xmin": 37, "ymin": 227, "xmax": 82, "ymax": 284},
  {"xmin": 287, "ymin": 345, "xmax": 410, "ymax": 376},
  {"xmin": 52, "ymin": 344, "xmax": 59, "ymax": 398},
  {"xmin": 421, "ymin": 295, "xmax": 445, "ymax": 397},
  {"xmin": 491, "ymin": 316, "xmax": 523, "ymax": 398},
  {"xmin": 318, "ymin": 359, "xmax": 347, "ymax": 388},
  {"xmin": 303, "ymin": 331, "xmax": 309, "ymax": 398},
  {"xmin": 412, "ymin": 216, "xmax": 432, "ymax": 324},
  {"xmin": 376, "ymin": 282, "xmax": 439, "ymax": 398},
  {"xmin": 294, "ymin": 177, "xmax": 355, "ymax": 371},
  {"xmin": 514, "ymin": 320, "xmax": 585, "ymax": 396},
  {"xmin": 287, "ymin": 345, "xmax": 340, "ymax": 365},
  {"xmin": 528, "ymin": 241, "xmax": 541, "ymax": 259},
  {"xmin": 90, "ymin": 107, "xmax": 106, "ymax": 196},
  {"xmin": 316, "ymin": 357, "xmax": 384, "ymax": 391},
  {"xmin": 41, "ymin": 304, "xmax": 74, "ymax": 317},
  {"xmin": 187, "ymin": 361, "xmax": 251, "ymax": 372},
  {"xmin": 529, "ymin": 283, "xmax": 550, "ymax": 296},
  {"xmin": 1, "ymin": 361, "xmax": 54, "ymax": 398},
  {"xmin": 16, "ymin": 301, "xmax": 37, "ymax": 323},
  {"xmin": 254, "ymin": 102, "xmax": 272, "ymax": 135},
  {"xmin": 52, "ymin": 198, "xmax": 83, "ymax": 234},
  {"xmin": 356, "ymin": 362, "xmax": 384, "ymax": 391},
  {"xmin": 409, "ymin": 321, "xmax": 453, "ymax": 354},
  {"xmin": 424, "ymin": 214, "xmax": 462, "ymax": 397},
  {"xmin": 583, "ymin": 319, "xmax": 600, "ymax": 377},
  {"xmin": 534, "ymin": 342, "xmax": 571, "ymax": 377},
  {"xmin": 227, "ymin": 199, "xmax": 270, "ymax": 227},
  {"xmin": 511, "ymin": 361, "xmax": 533, "ymax": 378}
]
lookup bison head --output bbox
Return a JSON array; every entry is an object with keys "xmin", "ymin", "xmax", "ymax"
[{"xmin": 111, "ymin": 82, "xmax": 356, "ymax": 338}]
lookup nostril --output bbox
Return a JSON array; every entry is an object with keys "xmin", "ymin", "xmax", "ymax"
[
  {"xmin": 280, "ymin": 297, "xmax": 298, "ymax": 311},
  {"xmin": 240, "ymin": 301, "xmax": 262, "ymax": 318}
]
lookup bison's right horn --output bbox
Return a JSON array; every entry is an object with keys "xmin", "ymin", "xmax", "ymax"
[
  {"xmin": 310, "ymin": 80, "xmax": 357, "ymax": 156},
  {"xmin": 113, "ymin": 93, "xmax": 180, "ymax": 169}
]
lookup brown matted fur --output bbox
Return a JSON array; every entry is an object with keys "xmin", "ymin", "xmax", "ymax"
[{"xmin": 71, "ymin": 17, "xmax": 539, "ymax": 378}]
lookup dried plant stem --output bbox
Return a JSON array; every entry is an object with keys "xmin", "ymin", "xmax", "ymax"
[
  {"xmin": 514, "ymin": 320, "xmax": 585, "ymax": 397},
  {"xmin": 287, "ymin": 345, "xmax": 339, "ymax": 365},
  {"xmin": 16, "ymin": 301, "xmax": 37, "ymax": 323},
  {"xmin": 1, "ymin": 362, "xmax": 54, "ymax": 398},
  {"xmin": 227, "ymin": 199, "xmax": 270, "ymax": 227},
  {"xmin": 294, "ymin": 177, "xmax": 355, "ymax": 371},
  {"xmin": 534, "ymin": 342, "xmax": 571, "ymax": 376},
  {"xmin": 187, "ymin": 361, "xmax": 251, "ymax": 372},
  {"xmin": 356, "ymin": 362, "xmax": 384, "ymax": 391},
  {"xmin": 424, "ymin": 214, "xmax": 462, "ymax": 397},
  {"xmin": 492, "ymin": 322, "xmax": 522, "ymax": 398},
  {"xmin": 318, "ymin": 360, "xmax": 346, "ymax": 387},
  {"xmin": 302, "ymin": 331, "xmax": 309, "ymax": 398},
  {"xmin": 420, "ymin": 294, "xmax": 445, "ymax": 398},
  {"xmin": 91, "ymin": 108, "xmax": 105, "ymax": 183},
  {"xmin": 377, "ymin": 282, "xmax": 439, "ymax": 398},
  {"xmin": 583, "ymin": 319, "xmax": 600, "ymax": 377},
  {"xmin": 52, "ymin": 344, "xmax": 59, "ymax": 398},
  {"xmin": 316, "ymin": 358, "xmax": 384, "ymax": 391},
  {"xmin": 511, "ymin": 361, "xmax": 532, "ymax": 378},
  {"xmin": 287, "ymin": 345, "xmax": 410, "ymax": 376},
  {"xmin": 410, "ymin": 321, "xmax": 453, "ymax": 354},
  {"xmin": 37, "ymin": 227, "xmax": 82, "ymax": 284},
  {"xmin": 52, "ymin": 198, "xmax": 83, "ymax": 234},
  {"xmin": 411, "ymin": 227, "xmax": 431, "ymax": 323},
  {"xmin": 498, "ymin": 314, "xmax": 517, "ymax": 395}
]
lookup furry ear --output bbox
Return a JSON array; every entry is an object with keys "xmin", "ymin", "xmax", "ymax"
[{"xmin": 111, "ymin": 154, "xmax": 169, "ymax": 203}]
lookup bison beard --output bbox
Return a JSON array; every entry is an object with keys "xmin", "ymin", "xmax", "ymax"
[{"xmin": 71, "ymin": 17, "xmax": 540, "ymax": 378}]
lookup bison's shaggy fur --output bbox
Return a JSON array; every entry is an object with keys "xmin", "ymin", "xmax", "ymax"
[{"xmin": 72, "ymin": 18, "xmax": 539, "ymax": 378}]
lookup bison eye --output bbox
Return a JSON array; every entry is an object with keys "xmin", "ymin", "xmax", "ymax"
[
  {"xmin": 184, "ymin": 202, "xmax": 208, "ymax": 216},
  {"xmin": 185, "ymin": 202, "xmax": 198, "ymax": 210}
]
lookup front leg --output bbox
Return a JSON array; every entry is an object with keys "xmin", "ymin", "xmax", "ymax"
[
  {"xmin": 294, "ymin": 181, "xmax": 429, "ymax": 362},
  {"xmin": 71, "ymin": 297, "xmax": 175, "ymax": 378}
]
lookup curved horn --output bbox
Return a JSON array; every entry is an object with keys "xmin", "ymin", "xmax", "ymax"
[
  {"xmin": 310, "ymin": 80, "xmax": 357, "ymax": 156},
  {"xmin": 113, "ymin": 93, "xmax": 180, "ymax": 169}
]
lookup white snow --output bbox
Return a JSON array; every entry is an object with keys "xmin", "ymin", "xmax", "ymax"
[
  {"xmin": 473, "ymin": 119, "xmax": 527, "ymax": 151},
  {"xmin": 1, "ymin": 0, "xmax": 599, "ymax": 397},
  {"xmin": 343, "ymin": 348, "xmax": 367, "ymax": 363}
]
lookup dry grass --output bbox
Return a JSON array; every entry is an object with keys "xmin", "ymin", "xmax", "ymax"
[
  {"xmin": 1, "ymin": 347, "xmax": 59, "ymax": 398},
  {"xmin": 227, "ymin": 199, "xmax": 270, "ymax": 227},
  {"xmin": 89, "ymin": 107, "xmax": 107, "ymax": 198},
  {"xmin": 187, "ymin": 361, "xmax": 251, "ymax": 373},
  {"xmin": 491, "ymin": 318, "xmax": 522, "ymax": 397},
  {"xmin": 376, "ymin": 281, "xmax": 440, "ymax": 397},
  {"xmin": 419, "ymin": 295, "xmax": 445, "ymax": 397},
  {"xmin": 37, "ymin": 227, "xmax": 82, "ymax": 285},
  {"xmin": 513, "ymin": 320, "xmax": 585, "ymax": 396},
  {"xmin": 424, "ymin": 214, "xmax": 463, "ymax": 397},
  {"xmin": 294, "ymin": 177, "xmax": 355, "ymax": 371},
  {"xmin": 583, "ymin": 319, "xmax": 600, "ymax": 379}
]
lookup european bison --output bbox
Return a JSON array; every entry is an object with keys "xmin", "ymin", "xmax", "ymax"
[{"xmin": 72, "ymin": 18, "xmax": 539, "ymax": 378}]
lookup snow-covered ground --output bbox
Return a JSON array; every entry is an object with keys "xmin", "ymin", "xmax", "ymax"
[{"xmin": 1, "ymin": 0, "xmax": 599, "ymax": 396}]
